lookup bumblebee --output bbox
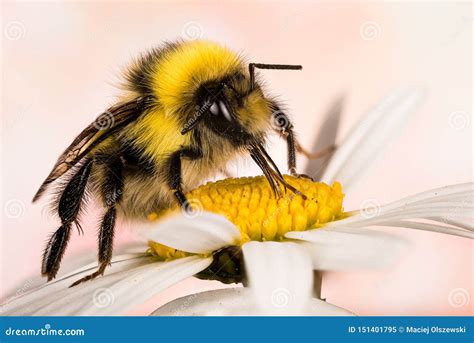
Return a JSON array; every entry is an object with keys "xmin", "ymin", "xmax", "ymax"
[{"xmin": 34, "ymin": 40, "xmax": 313, "ymax": 286}]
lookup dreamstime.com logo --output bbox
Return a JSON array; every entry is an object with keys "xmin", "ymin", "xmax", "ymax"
[
  {"xmin": 448, "ymin": 111, "xmax": 470, "ymax": 131},
  {"xmin": 359, "ymin": 198, "xmax": 381, "ymax": 219},
  {"xmin": 93, "ymin": 111, "xmax": 115, "ymax": 130},
  {"xmin": 359, "ymin": 21, "xmax": 383, "ymax": 41},
  {"xmin": 270, "ymin": 287, "xmax": 292, "ymax": 308},
  {"xmin": 181, "ymin": 21, "xmax": 203, "ymax": 40},
  {"xmin": 182, "ymin": 198, "xmax": 204, "ymax": 219},
  {"xmin": 4, "ymin": 323, "xmax": 85, "ymax": 337},
  {"xmin": 171, "ymin": 293, "xmax": 198, "ymax": 315},
  {"xmin": 448, "ymin": 288, "xmax": 470, "ymax": 308},
  {"xmin": 3, "ymin": 198, "xmax": 26, "ymax": 219},
  {"xmin": 271, "ymin": 110, "xmax": 291, "ymax": 132},
  {"xmin": 93, "ymin": 288, "xmax": 115, "ymax": 308},
  {"xmin": 4, "ymin": 21, "xmax": 27, "ymax": 41}
]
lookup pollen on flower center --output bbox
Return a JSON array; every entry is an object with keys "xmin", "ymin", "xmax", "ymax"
[{"xmin": 147, "ymin": 175, "xmax": 344, "ymax": 260}]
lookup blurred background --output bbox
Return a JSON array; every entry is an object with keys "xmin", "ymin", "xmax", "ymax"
[{"xmin": 1, "ymin": 1, "xmax": 472, "ymax": 315}]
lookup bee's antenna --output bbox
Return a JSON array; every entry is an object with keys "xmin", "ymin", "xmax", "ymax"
[{"xmin": 248, "ymin": 63, "xmax": 303, "ymax": 90}]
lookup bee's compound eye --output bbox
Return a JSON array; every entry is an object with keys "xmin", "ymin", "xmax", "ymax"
[
  {"xmin": 209, "ymin": 102, "xmax": 219, "ymax": 115},
  {"xmin": 218, "ymin": 101, "xmax": 232, "ymax": 121}
]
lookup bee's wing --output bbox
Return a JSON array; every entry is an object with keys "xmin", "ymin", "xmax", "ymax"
[{"xmin": 33, "ymin": 97, "xmax": 149, "ymax": 202}]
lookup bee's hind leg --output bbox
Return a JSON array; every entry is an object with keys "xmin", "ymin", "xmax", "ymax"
[
  {"xmin": 70, "ymin": 156, "xmax": 123, "ymax": 287},
  {"xmin": 42, "ymin": 159, "xmax": 93, "ymax": 281}
]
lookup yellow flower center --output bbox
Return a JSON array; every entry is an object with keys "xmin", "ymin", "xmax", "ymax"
[{"xmin": 148, "ymin": 175, "xmax": 345, "ymax": 260}]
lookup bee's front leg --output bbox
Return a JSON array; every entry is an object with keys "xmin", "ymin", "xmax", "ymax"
[
  {"xmin": 167, "ymin": 146, "xmax": 203, "ymax": 212},
  {"xmin": 270, "ymin": 107, "xmax": 313, "ymax": 180},
  {"xmin": 284, "ymin": 129, "xmax": 313, "ymax": 179}
]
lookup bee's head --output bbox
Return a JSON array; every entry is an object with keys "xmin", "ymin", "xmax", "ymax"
[
  {"xmin": 182, "ymin": 64, "xmax": 301, "ymax": 146},
  {"xmin": 179, "ymin": 60, "xmax": 302, "ymax": 198},
  {"xmin": 181, "ymin": 74, "xmax": 266, "ymax": 145}
]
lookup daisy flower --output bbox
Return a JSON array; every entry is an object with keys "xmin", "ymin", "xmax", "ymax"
[{"xmin": 1, "ymin": 89, "xmax": 472, "ymax": 316}]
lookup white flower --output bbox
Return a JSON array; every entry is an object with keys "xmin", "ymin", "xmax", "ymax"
[{"xmin": 1, "ymin": 88, "xmax": 472, "ymax": 316}]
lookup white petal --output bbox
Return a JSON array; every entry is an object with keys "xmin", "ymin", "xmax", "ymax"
[
  {"xmin": 1, "ymin": 253, "xmax": 151, "ymax": 315},
  {"xmin": 141, "ymin": 211, "xmax": 241, "ymax": 254},
  {"xmin": 321, "ymin": 88, "xmax": 424, "ymax": 191},
  {"xmin": 242, "ymin": 241, "xmax": 313, "ymax": 315},
  {"xmin": 27, "ymin": 256, "xmax": 210, "ymax": 316},
  {"xmin": 376, "ymin": 220, "xmax": 473, "ymax": 239},
  {"xmin": 425, "ymin": 217, "xmax": 473, "ymax": 231},
  {"xmin": 2, "ymin": 243, "xmax": 149, "ymax": 302},
  {"xmin": 330, "ymin": 183, "xmax": 474, "ymax": 238},
  {"xmin": 152, "ymin": 288, "xmax": 354, "ymax": 316},
  {"xmin": 286, "ymin": 227, "xmax": 407, "ymax": 270},
  {"xmin": 354, "ymin": 183, "xmax": 473, "ymax": 216}
]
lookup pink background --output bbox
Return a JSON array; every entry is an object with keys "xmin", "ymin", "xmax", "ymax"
[{"xmin": 1, "ymin": 1, "xmax": 472, "ymax": 315}]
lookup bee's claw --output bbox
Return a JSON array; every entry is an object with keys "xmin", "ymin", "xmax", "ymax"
[
  {"xmin": 69, "ymin": 263, "xmax": 106, "ymax": 287},
  {"xmin": 289, "ymin": 168, "xmax": 314, "ymax": 181},
  {"xmin": 294, "ymin": 173, "xmax": 314, "ymax": 181}
]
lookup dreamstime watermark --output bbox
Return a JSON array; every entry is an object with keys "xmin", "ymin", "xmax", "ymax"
[
  {"xmin": 181, "ymin": 21, "xmax": 203, "ymax": 40},
  {"xmin": 4, "ymin": 323, "xmax": 85, "ymax": 337},
  {"xmin": 0, "ymin": 279, "xmax": 35, "ymax": 315},
  {"xmin": 448, "ymin": 111, "xmax": 470, "ymax": 131},
  {"xmin": 448, "ymin": 288, "xmax": 470, "ymax": 308},
  {"xmin": 4, "ymin": 199, "xmax": 26, "ymax": 219},
  {"xmin": 4, "ymin": 21, "xmax": 27, "ymax": 41},
  {"xmin": 180, "ymin": 86, "xmax": 225, "ymax": 130},
  {"xmin": 92, "ymin": 288, "xmax": 115, "ymax": 308},
  {"xmin": 93, "ymin": 111, "xmax": 115, "ymax": 130},
  {"xmin": 270, "ymin": 287, "xmax": 292, "ymax": 308},
  {"xmin": 15, "ymin": 279, "xmax": 33, "ymax": 297},
  {"xmin": 359, "ymin": 21, "xmax": 382, "ymax": 41},
  {"xmin": 4, "ymin": 103, "xmax": 32, "ymax": 135},
  {"xmin": 180, "ymin": 104, "xmax": 207, "ymax": 128},
  {"xmin": 359, "ymin": 198, "xmax": 381, "ymax": 219},
  {"xmin": 442, "ymin": 16, "xmax": 474, "ymax": 45},
  {"xmin": 171, "ymin": 293, "xmax": 198, "ymax": 315},
  {"xmin": 182, "ymin": 198, "xmax": 204, "ymax": 219},
  {"xmin": 442, "ymin": 198, "xmax": 471, "ymax": 225},
  {"xmin": 270, "ymin": 110, "xmax": 291, "ymax": 133}
]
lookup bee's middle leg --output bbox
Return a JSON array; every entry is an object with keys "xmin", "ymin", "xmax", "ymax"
[
  {"xmin": 167, "ymin": 147, "xmax": 203, "ymax": 211},
  {"xmin": 70, "ymin": 156, "xmax": 123, "ymax": 287}
]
